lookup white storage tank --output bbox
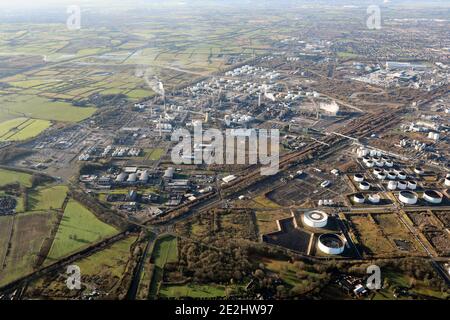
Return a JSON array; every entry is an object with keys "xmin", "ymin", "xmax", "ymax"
[
  {"xmin": 423, "ymin": 190, "xmax": 443, "ymax": 204},
  {"xmin": 373, "ymin": 168, "xmax": 383, "ymax": 176},
  {"xmin": 318, "ymin": 234, "xmax": 346, "ymax": 255},
  {"xmin": 444, "ymin": 174, "xmax": 450, "ymax": 187},
  {"xmin": 354, "ymin": 174, "xmax": 364, "ymax": 182},
  {"xmin": 359, "ymin": 181, "xmax": 371, "ymax": 190},
  {"xmin": 397, "ymin": 181, "xmax": 407, "ymax": 190},
  {"xmin": 414, "ymin": 167, "xmax": 424, "ymax": 175},
  {"xmin": 115, "ymin": 172, "xmax": 127, "ymax": 183},
  {"xmin": 365, "ymin": 160, "xmax": 375, "ymax": 168},
  {"xmin": 127, "ymin": 173, "xmax": 137, "ymax": 183},
  {"xmin": 303, "ymin": 211, "xmax": 329, "ymax": 228},
  {"xmin": 368, "ymin": 194, "xmax": 381, "ymax": 204},
  {"xmin": 385, "ymin": 160, "xmax": 394, "ymax": 168},
  {"xmin": 398, "ymin": 191, "xmax": 418, "ymax": 205},
  {"xmin": 353, "ymin": 193, "xmax": 365, "ymax": 204},
  {"xmin": 376, "ymin": 172, "xmax": 387, "ymax": 180},
  {"xmin": 387, "ymin": 171, "xmax": 397, "ymax": 180},
  {"xmin": 407, "ymin": 180, "xmax": 417, "ymax": 190},
  {"xmin": 388, "ymin": 181, "xmax": 397, "ymax": 190},
  {"xmin": 397, "ymin": 171, "xmax": 407, "ymax": 180}
]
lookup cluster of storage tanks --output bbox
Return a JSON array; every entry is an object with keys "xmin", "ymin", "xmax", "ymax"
[
  {"xmin": 398, "ymin": 190, "xmax": 444, "ymax": 205},
  {"xmin": 302, "ymin": 211, "xmax": 346, "ymax": 255},
  {"xmin": 352, "ymin": 174, "xmax": 381, "ymax": 204},
  {"xmin": 115, "ymin": 170, "xmax": 149, "ymax": 184}
]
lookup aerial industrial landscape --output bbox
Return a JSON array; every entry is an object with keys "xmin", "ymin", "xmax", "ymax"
[{"xmin": 0, "ymin": 0, "xmax": 449, "ymax": 303}]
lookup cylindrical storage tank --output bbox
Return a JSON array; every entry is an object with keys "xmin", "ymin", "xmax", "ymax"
[
  {"xmin": 318, "ymin": 234, "xmax": 346, "ymax": 255},
  {"xmin": 375, "ymin": 160, "xmax": 384, "ymax": 167},
  {"xmin": 407, "ymin": 180, "xmax": 417, "ymax": 190},
  {"xmin": 359, "ymin": 181, "xmax": 371, "ymax": 190},
  {"xmin": 388, "ymin": 181, "xmax": 397, "ymax": 190},
  {"xmin": 399, "ymin": 191, "xmax": 418, "ymax": 205},
  {"xmin": 397, "ymin": 181, "xmax": 407, "ymax": 190},
  {"xmin": 127, "ymin": 173, "xmax": 137, "ymax": 183},
  {"xmin": 115, "ymin": 172, "xmax": 127, "ymax": 182},
  {"xmin": 353, "ymin": 193, "xmax": 365, "ymax": 204},
  {"xmin": 373, "ymin": 156, "xmax": 381, "ymax": 163},
  {"xmin": 423, "ymin": 190, "xmax": 443, "ymax": 204},
  {"xmin": 414, "ymin": 167, "xmax": 424, "ymax": 175},
  {"xmin": 370, "ymin": 150, "xmax": 377, "ymax": 157},
  {"xmin": 397, "ymin": 171, "xmax": 407, "ymax": 180},
  {"xmin": 303, "ymin": 210, "xmax": 328, "ymax": 228},
  {"xmin": 385, "ymin": 160, "xmax": 394, "ymax": 168},
  {"xmin": 362, "ymin": 156, "xmax": 371, "ymax": 163},
  {"xmin": 365, "ymin": 160, "xmax": 374, "ymax": 168},
  {"xmin": 387, "ymin": 171, "xmax": 397, "ymax": 180},
  {"xmin": 354, "ymin": 174, "xmax": 364, "ymax": 182},
  {"xmin": 381, "ymin": 156, "xmax": 389, "ymax": 162},
  {"xmin": 373, "ymin": 168, "xmax": 382, "ymax": 176},
  {"xmin": 376, "ymin": 172, "xmax": 387, "ymax": 180},
  {"xmin": 140, "ymin": 170, "xmax": 149, "ymax": 182},
  {"xmin": 368, "ymin": 194, "xmax": 381, "ymax": 204},
  {"xmin": 444, "ymin": 174, "xmax": 450, "ymax": 187}
]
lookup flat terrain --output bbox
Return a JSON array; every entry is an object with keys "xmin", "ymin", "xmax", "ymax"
[
  {"xmin": 28, "ymin": 185, "xmax": 68, "ymax": 211},
  {"xmin": 45, "ymin": 200, "xmax": 118, "ymax": 263},
  {"xmin": 24, "ymin": 236, "xmax": 138, "ymax": 299},
  {"xmin": 0, "ymin": 117, "xmax": 51, "ymax": 141},
  {"xmin": 0, "ymin": 211, "xmax": 57, "ymax": 286},
  {"xmin": 0, "ymin": 168, "xmax": 32, "ymax": 187},
  {"xmin": 159, "ymin": 284, "xmax": 226, "ymax": 299},
  {"xmin": 149, "ymin": 235, "xmax": 178, "ymax": 298}
]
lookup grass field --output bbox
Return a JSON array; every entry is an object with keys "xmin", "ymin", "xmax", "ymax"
[
  {"xmin": 0, "ymin": 211, "xmax": 57, "ymax": 286},
  {"xmin": 262, "ymin": 258, "xmax": 326, "ymax": 289},
  {"xmin": 76, "ymin": 236, "xmax": 137, "ymax": 277},
  {"xmin": 0, "ymin": 168, "xmax": 32, "ymax": 187},
  {"xmin": 152, "ymin": 236, "xmax": 178, "ymax": 268},
  {"xmin": 145, "ymin": 148, "xmax": 165, "ymax": 161},
  {"xmin": 0, "ymin": 216, "xmax": 14, "ymax": 270},
  {"xmin": 372, "ymin": 214, "xmax": 424, "ymax": 255},
  {"xmin": 3, "ymin": 119, "xmax": 51, "ymax": 141},
  {"xmin": 149, "ymin": 235, "xmax": 178, "ymax": 298},
  {"xmin": 256, "ymin": 210, "xmax": 292, "ymax": 235},
  {"xmin": 252, "ymin": 195, "xmax": 282, "ymax": 209},
  {"xmin": 0, "ymin": 95, "xmax": 96, "ymax": 122},
  {"xmin": 349, "ymin": 214, "xmax": 394, "ymax": 256},
  {"xmin": 159, "ymin": 284, "xmax": 226, "ymax": 298},
  {"xmin": 28, "ymin": 185, "xmax": 68, "ymax": 211},
  {"xmin": 25, "ymin": 236, "xmax": 137, "ymax": 298},
  {"xmin": 45, "ymin": 200, "xmax": 118, "ymax": 262},
  {"xmin": 373, "ymin": 269, "xmax": 448, "ymax": 300}
]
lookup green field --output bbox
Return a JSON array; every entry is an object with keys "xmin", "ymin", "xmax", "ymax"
[
  {"xmin": 74, "ymin": 236, "xmax": 137, "ymax": 277},
  {"xmin": 28, "ymin": 185, "xmax": 68, "ymax": 211},
  {"xmin": 45, "ymin": 200, "xmax": 118, "ymax": 262},
  {"xmin": 0, "ymin": 211, "xmax": 57, "ymax": 286},
  {"xmin": 0, "ymin": 216, "xmax": 14, "ymax": 271},
  {"xmin": 160, "ymin": 284, "xmax": 226, "ymax": 298},
  {"xmin": 0, "ymin": 168, "xmax": 32, "ymax": 187},
  {"xmin": 373, "ymin": 269, "xmax": 449, "ymax": 300},
  {"xmin": 152, "ymin": 236, "xmax": 178, "ymax": 268},
  {"xmin": 0, "ymin": 117, "xmax": 51, "ymax": 141},
  {"xmin": 145, "ymin": 148, "xmax": 165, "ymax": 161},
  {"xmin": 25, "ymin": 236, "xmax": 137, "ymax": 297},
  {"xmin": 149, "ymin": 235, "xmax": 178, "ymax": 298},
  {"xmin": 0, "ymin": 95, "xmax": 96, "ymax": 122}
]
